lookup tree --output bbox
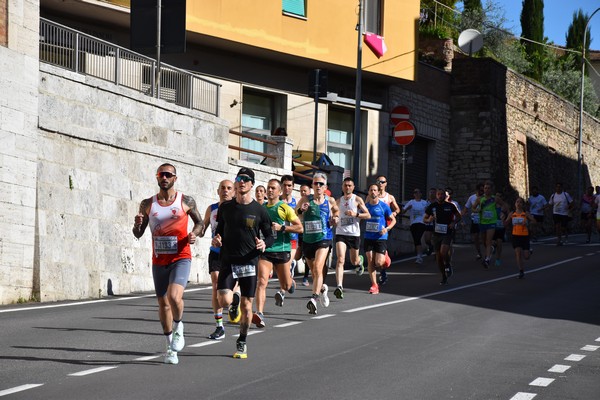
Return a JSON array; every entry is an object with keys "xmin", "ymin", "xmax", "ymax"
[
  {"xmin": 520, "ymin": 0, "xmax": 545, "ymax": 81},
  {"xmin": 463, "ymin": 0, "xmax": 482, "ymax": 12},
  {"xmin": 565, "ymin": 9, "xmax": 591, "ymax": 54}
]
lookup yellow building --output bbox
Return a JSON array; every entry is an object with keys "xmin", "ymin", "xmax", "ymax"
[{"xmin": 41, "ymin": 0, "xmax": 421, "ymax": 187}]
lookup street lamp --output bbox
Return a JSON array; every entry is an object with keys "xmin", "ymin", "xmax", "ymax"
[{"xmin": 577, "ymin": 7, "xmax": 600, "ymax": 198}]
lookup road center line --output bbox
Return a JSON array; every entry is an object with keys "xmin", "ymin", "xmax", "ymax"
[
  {"xmin": 68, "ymin": 366, "xmax": 118, "ymax": 377},
  {"xmin": 0, "ymin": 384, "xmax": 44, "ymax": 397},
  {"xmin": 580, "ymin": 345, "xmax": 599, "ymax": 351},
  {"xmin": 188, "ymin": 341, "xmax": 221, "ymax": 348},
  {"xmin": 565, "ymin": 354, "xmax": 586, "ymax": 361},
  {"xmin": 133, "ymin": 355, "xmax": 161, "ymax": 361},
  {"xmin": 529, "ymin": 377, "xmax": 554, "ymax": 387},
  {"xmin": 343, "ymin": 257, "xmax": 582, "ymax": 313},
  {"xmin": 509, "ymin": 393, "xmax": 537, "ymax": 400},
  {"xmin": 274, "ymin": 321, "xmax": 303, "ymax": 328},
  {"xmin": 312, "ymin": 314, "xmax": 335, "ymax": 319},
  {"xmin": 548, "ymin": 364, "xmax": 571, "ymax": 373}
]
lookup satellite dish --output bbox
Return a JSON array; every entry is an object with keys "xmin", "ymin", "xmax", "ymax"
[{"xmin": 458, "ymin": 29, "xmax": 483, "ymax": 56}]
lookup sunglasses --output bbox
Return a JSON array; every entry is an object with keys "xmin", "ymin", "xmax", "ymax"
[
  {"xmin": 156, "ymin": 172, "xmax": 176, "ymax": 179},
  {"xmin": 377, "ymin": 180, "xmax": 387, "ymax": 184},
  {"xmin": 235, "ymin": 175, "xmax": 253, "ymax": 183},
  {"xmin": 312, "ymin": 181, "xmax": 326, "ymax": 187}
]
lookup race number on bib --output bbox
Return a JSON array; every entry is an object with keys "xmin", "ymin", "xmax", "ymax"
[
  {"xmin": 512, "ymin": 217, "xmax": 525, "ymax": 225},
  {"xmin": 341, "ymin": 217, "xmax": 355, "ymax": 226},
  {"xmin": 483, "ymin": 210, "xmax": 494, "ymax": 220},
  {"xmin": 305, "ymin": 220, "xmax": 323, "ymax": 234},
  {"xmin": 366, "ymin": 221, "xmax": 380, "ymax": 233},
  {"xmin": 434, "ymin": 223, "xmax": 448, "ymax": 234},
  {"xmin": 231, "ymin": 264, "xmax": 256, "ymax": 279},
  {"xmin": 154, "ymin": 236, "xmax": 178, "ymax": 254}
]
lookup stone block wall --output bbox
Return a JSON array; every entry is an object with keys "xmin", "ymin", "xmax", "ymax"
[{"xmin": 0, "ymin": 0, "xmax": 39, "ymax": 303}]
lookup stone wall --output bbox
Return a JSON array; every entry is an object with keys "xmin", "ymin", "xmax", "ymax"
[{"xmin": 0, "ymin": 0, "xmax": 39, "ymax": 303}]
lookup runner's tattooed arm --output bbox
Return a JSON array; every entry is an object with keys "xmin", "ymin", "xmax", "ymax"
[
  {"xmin": 132, "ymin": 197, "xmax": 151, "ymax": 238},
  {"xmin": 183, "ymin": 194, "xmax": 204, "ymax": 243}
]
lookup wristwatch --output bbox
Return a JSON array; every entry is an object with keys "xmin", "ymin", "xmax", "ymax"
[{"xmin": 279, "ymin": 225, "xmax": 286, "ymax": 232}]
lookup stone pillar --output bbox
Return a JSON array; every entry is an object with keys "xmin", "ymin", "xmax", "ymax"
[{"xmin": 265, "ymin": 136, "xmax": 293, "ymax": 171}]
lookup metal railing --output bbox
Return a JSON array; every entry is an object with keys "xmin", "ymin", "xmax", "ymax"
[{"xmin": 39, "ymin": 18, "xmax": 220, "ymax": 117}]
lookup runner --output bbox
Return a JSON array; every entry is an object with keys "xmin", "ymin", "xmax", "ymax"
[
  {"xmin": 364, "ymin": 184, "xmax": 396, "ymax": 294},
  {"xmin": 401, "ymin": 188, "xmax": 428, "ymax": 264},
  {"xmin": 472, "ymin": 181, "xmax": 504, "ymax": 268},
  {"xmin": 333, "ymin": 177, "xmax": 370, "ymax": 299},
  {"xmin": 422, "ymin": 187, "xmax": 437, "ymax": 257},
  {"xmin": 212, "ymin": 167, "xmax": 274, "ymax": 359},
  {"xmin": 462, "ymin": 183, "xmax": 484, "ymax": 259},
  {"xmin": 132, "ymin": 163, "xmax": 204, "ymax": 364},
  {"xmin": 527, "ymin": 186, "xmax": 547, "ymax": 241},
  {"xmin": 546, "ymin": 182, "xmax": 573, "ymax": 246},
  {"xmin": 491, "ymin": 192, "xmax": 509, "ymax": 267},
  {"xmin": 253, "ymin": 179, "xmax": 303, "ymax": 328},
  {"xmin": 580, "ymin": 186, "xmax": 595, "ymax": 243},
  {"xmin": 255, "ymin": 185, "xmax": 267, "ymax": 205},
  {"xmin": 280, "ymin": 175, "xmax": 299, "ymax": 276},
  {"xmin": 505, "ymin": 197, "xmax": 536, "ymax": 279},
  {"xmin": 296, "ymin": 173, "xmax": 339, "ymax": 314},
  {"xmin": 423, "ymin": 188, "xmax": 462, "ymax": 284},
  {"xmin": 376, "ymin": 175, "xmax": 401, "ymax": 285},
  {"xmin": 445, "ymin": 187, "xmax": 462, "ymax": 268},
  {"xmin": 200, "ymin": 179, "xmax": 235, "ymax": 340},
  {"xmin": 297, "ymin": 183, "xmax": 312, "ymax": 286}
]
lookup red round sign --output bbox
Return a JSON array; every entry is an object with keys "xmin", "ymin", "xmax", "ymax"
[
  {"xmin": 393, "ymin": 121, "xmax": 416, "ymax": 146},
  {"xmin": 390, "ymin": 105, "xmax": 410, "ymax": 125}
]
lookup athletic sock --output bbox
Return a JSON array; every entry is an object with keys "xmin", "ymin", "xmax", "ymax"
[
  {"xmin": 238, "ymin": 333, "xmax": 247, "ymax": 342},
  {"xmin": 215, "ymin": 312, "xmax": 223, "ymax": 328},
  {"xmin": 164, "ymin": 331, "xmax": 173, "ymax": 345}
]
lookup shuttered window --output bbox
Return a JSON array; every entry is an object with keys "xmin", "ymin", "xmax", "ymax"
[{"xmin": 283, "ymin": 0, "xmax": 306, "ymax": 17}]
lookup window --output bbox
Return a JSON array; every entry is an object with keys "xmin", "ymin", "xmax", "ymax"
[
  {"xmin": 327, "ymin": 109, "xmax": 354, "ymax": 177},
  {"xmin": 364, "ymin": 0, "xmax": 383, "ymax": 35},
  {"xmin": 241, "ymin": 90, "xmax": 286, "ymax": 164},
  {"xmin": 283, "ymin": 0, "xmax": 306, "ymax": 18}
]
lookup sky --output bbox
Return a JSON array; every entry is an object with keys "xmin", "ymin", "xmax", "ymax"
[{"xmin": 459, "ymin": 0, "xmax": 600, "ymax": 49}]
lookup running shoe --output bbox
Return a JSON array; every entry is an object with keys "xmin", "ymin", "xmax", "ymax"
[
  {"xmin": 288, "ymin": 280, "xmax": 296, "ymax": 294},
  {"xmin": 307, "ymin": 297, "xmax": 318, "ymax": 314},
  {"xmin": 302, "ymin": 277, "xmax": 310, "ymax": 286},
  {"xmin": 334, "ymin": 286, "xmax": 344, "ymax": 299},
  {"xmin": 208, "ymin": 326, "xmax": 225, "ymax": 340},
  {"xmin": 228, "ymin": 292, "xmax": 241, "ymax": 323},
  {"xmin": 440, "ymin": 276, "xmax": 448, "ymax": 285},
  {"xmin": 290, "ymin": 260, "xmax": 296, "ymax": 278},
  {"xmin": 379, "ymin": 270, "xmax": 388, "ymax": 285},
  {"xmin": 368, "ymin": 283, "xmax": 379, "ymax": 294},
  {"xmin": 491, "ymin": 245, "xmax": 496, "ymax": 255},
  {"xmin": 170, "ymin": 321, "xmax": 185, "ymax": 352},
  {"xmin": 252, "ymin": 312, "xmax": 266, "ymax": 328},
  {"xmin": 495, "ymin": 259, "xmax": 501, "ymax": 267},
  {"xmin": 164, "ymin": 346, "xmax": 178, "ymax": 365},
  {"xmin": 518, "ymin": 270, "xmax": 525, "ymax": 279},
  {"xmin": 426, "ymin": 245, "xmax": 433, "ymax": 256},
  {"xmin": 274, "ymin": 290, "xmax": 285, "ymax": 307},
  {"xmin": 355, "ymin": 255, "xmax": 365, "ymax": 276},
  {"xmin": 475, "ymin": 253, "xmax": 482, "ymax": 260},
  {"xmin": 415, "ymin": 256, "xmax": 423, "ymax": 264},
  {"xmin": 233, "ymin": 340, "xmax": 247, "ymax": 359},
  {"xmin": 383, "ymin": 251, "xmax": 392, "ymax": 269},
  {"xmin": 319, "ymin": 284, "xmax": 330, "ymax": 307},
  {"xmin": 483, "ymin": 257, "xmax": 490, "ymax": 269}
]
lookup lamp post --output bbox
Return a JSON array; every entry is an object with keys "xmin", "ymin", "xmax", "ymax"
[{"xmin": 577, "ymin": 7, "xmax": 600, "ymax": 198}]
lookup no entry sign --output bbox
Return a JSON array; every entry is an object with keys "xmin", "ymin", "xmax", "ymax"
[
  {"xmin": 393, "ymin": 121, "xmax": 416, "ymax": 146},
  {"xmin": 390, "ymin": 105, "xmax": 410, "ymax": 125}
]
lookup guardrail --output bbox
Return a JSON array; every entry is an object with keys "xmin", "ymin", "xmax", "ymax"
[{"xmin": 39, "ymin": 18, "xmax": 220, "ymax": 117}]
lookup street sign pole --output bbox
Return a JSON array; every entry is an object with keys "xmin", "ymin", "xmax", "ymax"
[{"xmin": 401, "ymin": 145, "xmax": 407, "ymax": 204}]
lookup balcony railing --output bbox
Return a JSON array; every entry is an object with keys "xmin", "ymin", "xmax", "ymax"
[{"xmin": 39, "ymin": 18, "xmax": 220, "ymax": 117}]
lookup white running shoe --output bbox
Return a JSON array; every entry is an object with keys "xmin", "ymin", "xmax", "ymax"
[
  {"xmin": 171, "ymin": 321, "xmax": 185, "ymax": 352},
  {"xmin": 165, "ymin": 347, "xmax": 179, "ymax": 364},
  {"xmin": 415, "ymin": 256, "xmax": 423, "ymax": 264},
  {"xmin": 319, "ymin": 284, "xmax": 330, "ymax": 307}
]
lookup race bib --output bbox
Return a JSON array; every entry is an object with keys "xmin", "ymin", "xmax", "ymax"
[
  {"xmin": 231, "ymin": 264, "xmax": 256, "ymax": 279},
  {"xmin": 483, "ymin": 210, "xmax": 494, "ymax": 219},
  {"xmin": 341, "ymin": 217, "xmax": 355, "ymax": 226},
  {"xmin": 471, "ymin": 214, "xmax": 480, "ymax": 224},
  {"xmin": 512, "ymin": 217, "xmax": 525, "ymax": 225},
  {"xmin": 366, "ymin": 221, "xmax": 380, "ymax": 233},
  {"xmin": 154, "ymin": 236, "xmax": 178, "ymax": 254},
  {"xmin": 305, "ymin": 220, "xmax": 323, "ymax": 234},
  {"xmin": 434, "ymin": 223, "xmax": 448, "ymax": 234},
  {"xmin": 496, "ymin": 219, "xmax": 504, "ymax": 228}
]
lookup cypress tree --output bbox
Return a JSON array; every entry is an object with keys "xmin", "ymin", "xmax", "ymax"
[
  {"xmin": 566, "ymin": 9, "xmax": 591, "ymax": 54},
  {"xmin": 520, "ymin": 0, "xmax": 545, "ymax": 80}
]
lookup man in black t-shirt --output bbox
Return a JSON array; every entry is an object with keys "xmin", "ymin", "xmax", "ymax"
[
  {"xmin": 424, "ymin": 189, "xmax": 461, "ymax": 285},
  {"xmin": 212, "ymin": 167, "xmax": 273, "ymax": 359}
]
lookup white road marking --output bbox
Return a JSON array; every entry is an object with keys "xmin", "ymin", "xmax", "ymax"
[
  {"xmin": 68, "ymin": 366, "xmax": 118, "ymax": 377},
  {"xmin": 548, "ymin": 364, "xmax": 571, "ymax": 373},
  {"xmin": 312, "ymin": 314, "xmax": 335, "ymax": 319},
  {"xmin": 188, "ymin": 341, "xmax": 220, "ymax": 348},
  {"xmin": 595, "ymin": 337, "xmax": 600, "ymax": 342},
  {"xmin": 565, "ymin": 354, "xmax": 586, "ymax": 361},
  {"xmin": 529, "ymin": 377, "xmax": 554, "ymax": 387},
  {"xmin": 509, "ymin": 393, "xmax": 537, "ymax": 400},
  {"xmin": 274, "ymin": 321, "xmax": 303, "ymax": 328},
  {"xmin": 233, "ymin": 330, "xmax": 263, "ymax": 338},
  {"xmin": 133, "ymin": 355, "xmax": 161, "ymax": 361},
  {"xmin": 0, "ymin": 384, "xmax": 44, "ymax": 397},
  {"xmin": 344, "ymin": 257, "xmax": 582, "ymax": 313},
  {"xmin": 586, "ymin": 253, "xmax": 595, "ymax": 256},
  {"xmin": 580, "ymin": 345, "xmax": 599, "ymax": 351}
]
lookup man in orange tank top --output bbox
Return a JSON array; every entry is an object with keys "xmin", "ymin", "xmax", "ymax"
[{"xmin": 132, "ymin": 163, "xmax": 204, "ymax": 364}]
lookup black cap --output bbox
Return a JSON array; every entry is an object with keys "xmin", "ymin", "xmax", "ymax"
[{"xmin": 237, "ymin": 167, "xmax": 255, "ymax": 183}]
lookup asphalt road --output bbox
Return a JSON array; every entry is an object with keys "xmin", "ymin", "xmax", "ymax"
[{"xmin": 1, "ymin": 234, "xmax": 599, "ymax": 400}]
